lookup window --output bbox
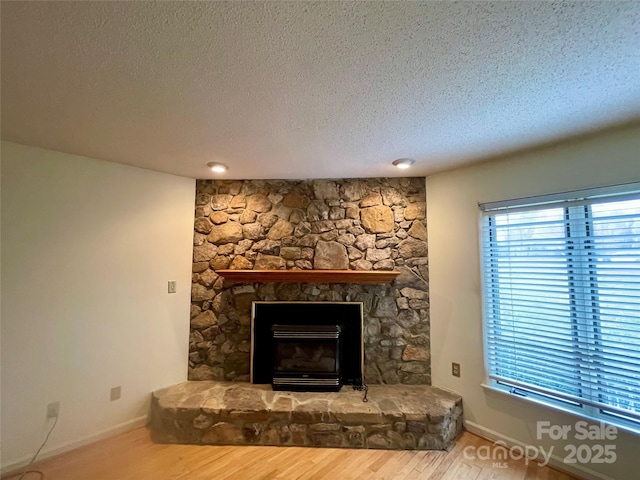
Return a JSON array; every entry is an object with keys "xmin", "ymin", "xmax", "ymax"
[{"xmin": 480, "ymin": 183, "xmax": 640, "ymax": 428}]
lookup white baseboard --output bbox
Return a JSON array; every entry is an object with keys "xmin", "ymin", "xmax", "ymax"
[
  {"xmin": 1, "ymin": 416, "xmax": 148, "ymax": 475},
  {"xmin": 464, "ymin": 420, "xmax": 616, "ymax": 480}
]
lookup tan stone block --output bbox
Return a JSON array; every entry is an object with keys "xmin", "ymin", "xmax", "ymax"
[
  {"xmin": 329, "ymin": 207, "xmax": 345, "ymax": 220},
  {"xmin": 194, "ymin": 218, "xmax": 213, "ymax": 234},
  {"xmin": 246, "ymin": 194, "xmax": 272, "ymax": 213},
  {"xmin": 242, "ymin": 223, "xmax": 263, "ymax": 240},
  {"xmin": 267, "ymin": 218, "xmax": 294, "ymax": 240},
  {"xmin": 291, "ymin": 399, "xmax": 334, "ymax": 423},
  {"xmin": 330, "ymin": 398, "xmax": 384, "ymax": 424},
  {"xmin": 254, "ymin": 253, "xmax": 286, "ymax": 270},
  {"xmin": 211, "ymin": 194, "xmax": 232, "ymax": 211},
  {"xmin": 345, "ymin": 206, "xmax": 359, "ymax": 219},
  {"xmin": 418, "ymin": 435, "xmax": 443, "ymax": 450},
  {"xmin": 239, "ymin": 209, "xmax": 258, "ymax": 224},
  {"xmin": 404, "ymin": 202, "xmax": 426, "ymax": 220},
  {"xmin": 196, "ymin": 193, "xmax": 211, "ymax": 205},
  {"xmin": 210, "ymin": 211, "xmax": 229, "ymax": 225},
  {"xmin": 191, "ymin": 310, "xmax": 217, "ymax": 329},
  {"xmin": 366, "ymin": 247, "xmax": 391, "ymax": 262},
  {"xmin": 381, "ymin": 187, "xmax": 404, "ymax": 206},
  {"xmin": 208, "ymin": 223, "xmax": 243, "ymax": 244},
  {"xmin": 198, "ymin": 269, "xmax": 218, "ymax": 287},
  {"xmin": 229, "ymin": 195, "xmax": 246, "ymax": 209},
  {"xmin": 193, "ymin": 414, "xmax": 213, "ymax": 430},
  {"xmin": 312, "ymin": 180, "xmax": 339, "ymax": 200},
  {"xmin": 217, "ymin": 243, "xmax": 235, "ymax": 255},
  {"xmin": 400, "ymin": 287, "xmax": 428, "ymax": 299},
  {"xmin": 320, "ymin": 230, "xmax": 338, "ymax": 241},
  {"xmin": 193, "ymin": 243, "xmax": 218, "ymax": 262},
  {"xmin": 210, "ymin": 255, "xmax": 231, "ymax": 270},
  {"xmin": 202, "ymin": 422, "xmax": 244, "ymax": 444},
  {"xmin": 367, "ymin": 433, "xmax": 390, "ymax": 448},
  {"xmin": 310, "ymin": 432, "xmax": 343, "ymax": 447},
  {"xmin": 289, "ymin": 209, "xmax": 304, "ymax": 224},
  {"xmin": 229, "ymin": 256, "xmax": 252, "ymax": 270},
  {"xmin": 307, "ymin": 201, "xmax": 329, "ymax": 221},
  {"xmin": 193, "ymin": 262, "xmax": 209, "ymax": 273},
  {"xmin": 192, "ymin": 283, "xmax": 214, "ymax": 301},
  {"xmin": 409, "ymin": 299, "xmax": 429, "ymax": 309},
  {"xmin": 309, "ymin": 423, "xmax": 341, "ymax": 432},
  {"xmin": 360, "ymin": 192, "xmax": 382, "ymax": 207},
  {"xmin": 313, "ymin": 241, "xmax": 349, "ymax": 269},
  {"xmin": 193, "ymin": 232, "xmax": 207, "ymax": 246},
  {"xmin": 278, "ymin": 246, "xmax": 300, "ymax": 260},
  {"xmin": 347, "ymin": 246, "xmax": 363, "ymax": 260},
  {"xmin": 351, "ymin": 259, "xmax": 372, "ymax": 270},
  {"xmin": 282, "ymin": 191, "xmax": 310, "ymax": 209},
  {"xmin": 408, "ymin": 220, "xmax": 427, "ymax": 240},
  {"xmin": 385, "ymin": 430, "xmax": 406, "ymax": 449},
  {"xmin": 402, "ymin": 345, "xmax": 430, "ymax": 362},
  {"xmin": 397, "ymin": 238, "xmax": 428, "ymax": 258},
  {"xmin": 360, "ymin": 206, "xmax": 394, "ymax": 233},
  {"xmin": 234, "ymin": 292, "xmax": 257, "ymax": 312},
  {"xmin": 341, "ymin": 182, "xmax": 366, "ymax": 201}
]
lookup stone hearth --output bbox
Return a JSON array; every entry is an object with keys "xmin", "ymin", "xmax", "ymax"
[{"xmin": 150, "ymin": 381, "xmax": 462, "ymax": 450}]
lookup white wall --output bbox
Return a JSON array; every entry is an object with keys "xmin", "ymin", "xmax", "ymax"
[
  {"xmin": 0, "ymin": 142, "xmax": 195, "ymax": 470},
  {"xmin": 427, "ymin": 124, "xmax": 640, "ymax": 480}
]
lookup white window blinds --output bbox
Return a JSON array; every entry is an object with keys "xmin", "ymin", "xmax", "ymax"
[{"xmin": 480, "ymin": 183, "xmax": 640, "ymax": 424}]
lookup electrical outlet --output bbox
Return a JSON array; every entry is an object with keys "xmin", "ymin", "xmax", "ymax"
[
  {"xmin": 452, "ymin": 362, "xmax": 461, "ymax": 377},
  {"xmin": 110, "ymin": 386, "xmax": 121, "ymax": 401},
  {"xmin": 168, "ymin": 281, "xmax": 177, "ymax": 294},
  {"xmin": 47, "ymin": 401, "xmax": 60, "ymax": 419}
]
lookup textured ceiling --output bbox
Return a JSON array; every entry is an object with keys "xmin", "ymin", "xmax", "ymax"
[{"xmin": 2, "ymin": 1, "xmax": 639, "ymax": 179}]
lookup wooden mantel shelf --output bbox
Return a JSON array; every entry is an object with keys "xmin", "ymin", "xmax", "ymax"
[{"xmin": 215, "ymin": 269, "xmax": 400, "ymax": 284}]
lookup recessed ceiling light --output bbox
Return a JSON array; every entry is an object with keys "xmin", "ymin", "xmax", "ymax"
[
  {"xmin": 392, "ymin": 158, "xmax": 415, "ymax": 169},
  {"xmin": 207, "ymin": 162, "xmax": 228, "ymax": 173}
]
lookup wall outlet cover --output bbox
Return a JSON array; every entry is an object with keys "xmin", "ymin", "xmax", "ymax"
[
  {"xmin": 110, "ymin": 386, "xmax": 122, "ymax": 401},
  {"xmin": 47, "ymin": 401, "xmax": 60, "ymax": 419}
]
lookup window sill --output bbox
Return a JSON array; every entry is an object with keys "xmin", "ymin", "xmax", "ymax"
[{"xmin": 481, "ymin": 383, "xmax": 640, "ymax": 438}]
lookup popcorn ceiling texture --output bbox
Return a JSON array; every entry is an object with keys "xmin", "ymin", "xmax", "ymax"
[
  {"xmin": 4, "ymin": 2, "xmax": 639, "ymax": 179},
  {"xmin": 189, "ymin": 178, "xmax": 430, "ymax": 385}
]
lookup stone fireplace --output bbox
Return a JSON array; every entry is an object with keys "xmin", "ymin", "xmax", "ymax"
[
  {"xmin": 149, "ymin": 177, "xmax": 463, "ymax": 452},
  {"xmin": 189, "ymin": 177, "xmax": 430, "ymax": 385}
]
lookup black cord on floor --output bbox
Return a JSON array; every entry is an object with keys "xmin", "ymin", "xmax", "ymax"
[
  {"xmin": 352, "ymin": 380, "xmax": 369, "ymax": 403},
  {"xmin": 4, "ymin": 415, "xmax": 58, "ymax": 480},
  {"xmin": 3, "ymin": 472, "xmax": 44, "ymax": 480}
]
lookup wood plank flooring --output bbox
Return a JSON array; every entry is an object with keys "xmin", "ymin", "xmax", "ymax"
[{"xmin": 2, "ymin": 427, "xmax": 580, "ymax": 480}]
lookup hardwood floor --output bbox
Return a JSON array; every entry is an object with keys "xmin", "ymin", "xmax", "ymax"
[{"xmin": 3, "ymin": 427, "xmax": 579, "ymax": 480}]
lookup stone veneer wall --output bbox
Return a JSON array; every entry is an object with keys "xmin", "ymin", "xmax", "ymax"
[{"xmin": 190, "ymin": 178, "xmax": 429, "ymax": 385}]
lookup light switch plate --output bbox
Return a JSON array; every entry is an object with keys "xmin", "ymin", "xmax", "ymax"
[{"xmin": 168, "ymin": 281, "xmax": 177, "ymax": 294}]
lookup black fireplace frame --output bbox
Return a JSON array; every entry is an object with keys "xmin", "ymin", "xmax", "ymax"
[{"xmin": 251, "ymin": 301, "xmax": 364, "ymax": 388}]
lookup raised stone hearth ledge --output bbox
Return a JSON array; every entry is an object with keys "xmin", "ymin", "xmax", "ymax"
[
  {"xmin": 150, "ymin": 381, "xmax": 463, "ymax": 450},
  {"xmin": 216, "ymin": 269, "xmax": 400, "ymax": 284}
]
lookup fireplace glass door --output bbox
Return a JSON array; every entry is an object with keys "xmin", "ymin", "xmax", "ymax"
[{"xmin": 271, "ymin": 324, "xmax": 342, "ymax": 391}]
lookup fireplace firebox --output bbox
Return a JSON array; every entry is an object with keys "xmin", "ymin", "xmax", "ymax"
[
  {"xmin": 251, "ymin": 302, "xmax": 363, "ymax": 392},
  {"xmin": 272, "ymin": 324, "xmax": 342, "ymax": 391}
]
